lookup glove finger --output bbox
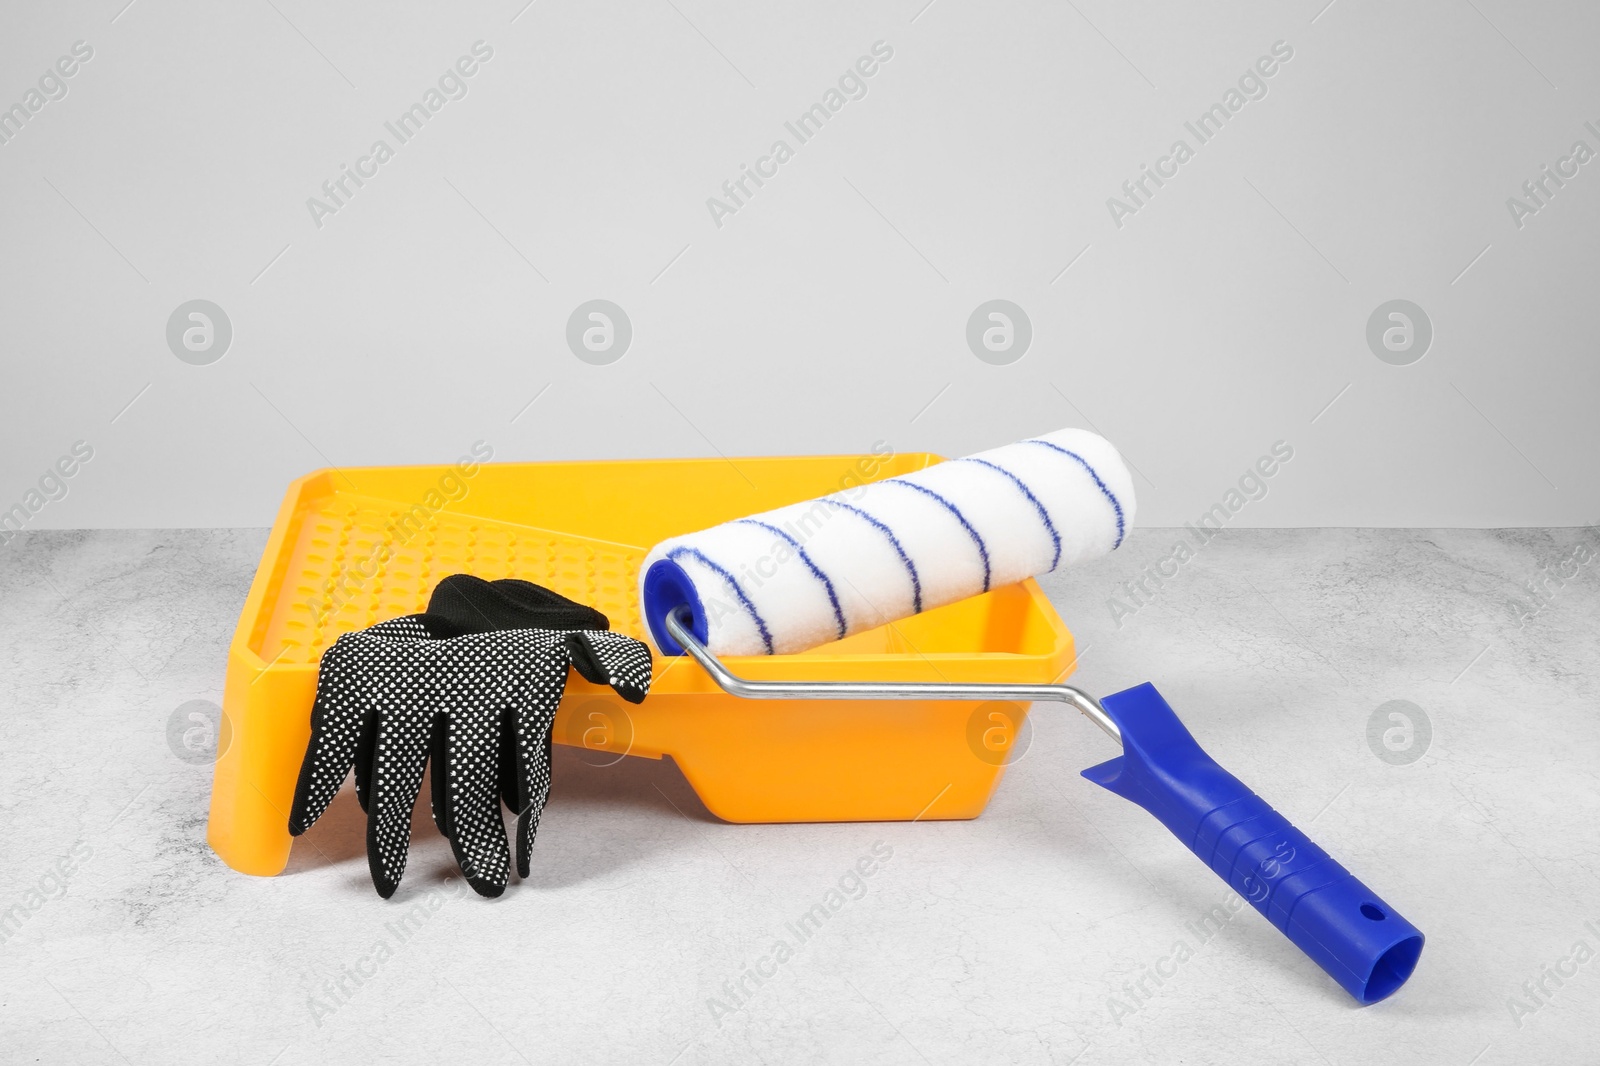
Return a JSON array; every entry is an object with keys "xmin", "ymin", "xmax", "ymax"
[
  {"xmin": 515, "ymin": 722, "xmax": 558, "ymax": 879},
  {"xmin": 288, "ymin": 641, "xmax": 369, "ymax": 835},
  {"xmin": 364, "ymin": 696, "xmax": 434, "ymax": 899},
  {"xmin": 565, "ymin": 631, "xmax": 653, "ymax": 705},
  {"xmin": 437, "ymin": 702, "xmax": 511, "ymax": 898},
  {"xmin": 508, "ymin": 646, "xmax": 571, "ymax": 877},
  {"xmin": 355, "ymin": 635, "xmax": 426, "ymax": 814},
  {"xmin": 291, "ymin": 618, "xmax": 446, "ymax": 868}
]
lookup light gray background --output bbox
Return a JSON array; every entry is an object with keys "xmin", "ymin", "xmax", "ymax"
[{"xmin": 2, "ymin": 0, "xmax": 1597, "ymax": 529}]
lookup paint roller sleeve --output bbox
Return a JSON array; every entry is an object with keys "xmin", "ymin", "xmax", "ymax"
[{"xmin": 641, "ymin": 428, "xmax": 1137, "ymax": 657}]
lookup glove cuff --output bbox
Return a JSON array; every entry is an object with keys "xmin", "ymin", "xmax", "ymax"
[{"xmin": 425, "ymin": 574, "xmax": 609, "ymax": 635}]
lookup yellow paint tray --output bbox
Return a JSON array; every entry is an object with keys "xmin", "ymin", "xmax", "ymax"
[{"xmin": 207, "ymin": 452, "xmax": 1078, "ymax": 875}]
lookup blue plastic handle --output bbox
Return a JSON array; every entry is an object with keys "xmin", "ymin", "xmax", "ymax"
[{"xmin": 1082, "ymin": 683, "xmax": 1424, "ymax": 1003}]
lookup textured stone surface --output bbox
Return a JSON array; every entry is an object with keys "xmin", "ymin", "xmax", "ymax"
[{"xmin": 1, "ymin": 527, "xmax": 1596, "ymax": 1064}]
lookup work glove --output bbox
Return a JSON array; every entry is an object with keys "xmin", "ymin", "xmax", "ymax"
[{"xmin": 287, "ymin": 576, "xmax": 652, "ymax": 898}]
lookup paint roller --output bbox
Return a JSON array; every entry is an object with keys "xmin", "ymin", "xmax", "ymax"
[
  {"xmin": 640, "ymin": 427, "xmax": 1424, "ymax": 1004},
  {"xmin": 642, "ymin": 427, "xmax": 1131, "ymax": 657}
]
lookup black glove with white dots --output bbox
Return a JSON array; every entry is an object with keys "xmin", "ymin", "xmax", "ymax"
[{"xmin": 288, "ymin": 576, "xmax": 652, "ymax": 898}]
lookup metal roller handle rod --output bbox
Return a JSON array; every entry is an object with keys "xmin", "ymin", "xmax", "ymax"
[{"xmin": 663, "ymin": 606, "xmax": 1122, "ymax": 744}]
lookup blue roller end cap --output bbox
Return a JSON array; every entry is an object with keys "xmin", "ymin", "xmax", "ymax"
[
  {"xmin": 642, "ymin": 558, "xmax": 707, "ymax": 657},
  {"xmin": 1082, "ymin": 682, "xmax": 1424, "ymax": 1004}
]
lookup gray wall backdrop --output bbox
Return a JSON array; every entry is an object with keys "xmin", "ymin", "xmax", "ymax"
[{"xmin": 2, "ymin": 0, "xmax": 1597, "ymax": 531}]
